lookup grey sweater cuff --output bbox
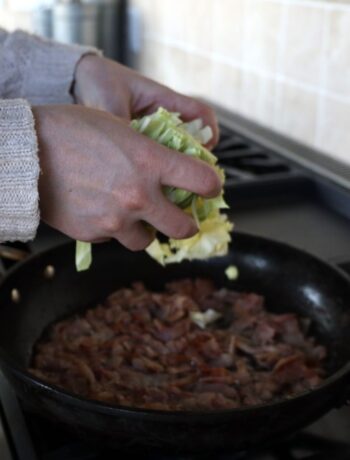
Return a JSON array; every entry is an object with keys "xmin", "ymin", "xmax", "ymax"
[
  {"xmin": 0, "ymin": 99, "xmax": 39, "ymax": 242},
  {"xmin": 4, "ymin": 30, "xmax": 100, "ymax": 105}
]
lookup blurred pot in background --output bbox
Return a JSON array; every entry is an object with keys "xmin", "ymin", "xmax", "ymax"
[
  {"xmin": 32, "ymin": 2, "xmax": 53, "ymax": 38},
  {"xmin": 32, "ymin": 0, "xmax": 128, "ymax": 63},
  {"xmin": 52, "ymin": 0, "xmax": 98, "ymax": 47}
]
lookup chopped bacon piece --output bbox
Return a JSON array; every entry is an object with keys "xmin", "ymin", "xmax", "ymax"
[{"xmin": 29, "ymin": 278, "xmax": 326, "ymax": 411}]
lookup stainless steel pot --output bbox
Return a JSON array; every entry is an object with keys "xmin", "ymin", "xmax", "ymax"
[{"xmin": 52, "ymin": 0, "xmax": 99, "ymax": 47}]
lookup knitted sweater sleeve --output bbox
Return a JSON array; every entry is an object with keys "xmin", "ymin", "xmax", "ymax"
[
  {"xmin": 0, "ymin": 98, "xmax": 39, "ymax": 242},
  {"xmin": 0, "ymin": 29, "xmax": 100, "ymax": 242},
  {"xmin": 0, "ymin": 28, "xmax": 99, "ymax": 104}
]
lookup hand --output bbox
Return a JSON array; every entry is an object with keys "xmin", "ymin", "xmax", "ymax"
[
  {"xmin": 73, "ymin": 55, "xmax": 219, "ymax": 149},
  {"xmin": 33, "ymin": 105, "xmax": 221, "ymax": 250}
]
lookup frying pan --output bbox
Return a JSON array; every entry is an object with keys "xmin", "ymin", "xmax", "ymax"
[{"xmin": 0, "ymin": 232, "xmax": 350, "ymax": 455}]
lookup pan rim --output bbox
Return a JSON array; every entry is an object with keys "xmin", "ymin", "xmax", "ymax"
[
  {"xmin": 1, "ymin": 232, "xmax": 350, "ymax": 420},
  {"xmin": 1, "ymin": 353, "xmax": 350, "ymax": 421}
]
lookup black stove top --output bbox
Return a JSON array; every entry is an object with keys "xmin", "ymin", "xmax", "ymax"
[{"xmin": 1, "ymin": 106, "xmax": 350, "ymax": 460}]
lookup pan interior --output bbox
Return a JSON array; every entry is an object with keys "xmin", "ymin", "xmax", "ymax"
[{"xmin": 0, "ymin": 233, "xmax": 349, "ymax": 379}]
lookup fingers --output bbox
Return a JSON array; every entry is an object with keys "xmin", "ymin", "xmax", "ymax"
[
  {"xmin": 144, "ymin": 192, "xmax": 198, "ymax": 240},
  {"xmin": 114, "ymin": 221, "xmax": 155, "ymax": 251},
  {"xmin": 99, "ymin": 98, "xmax": 131, "ymax": 120},
  {"xmin": 163, "ymin": 93, "xmax": 219, "ymax": 148},
  {"xmin": 132, "ymin": 77, "xmax": 219, "ymax": 148},
  {"xmin": 156, "ymin": 145, "xmax": 222, "ymax": 199}
]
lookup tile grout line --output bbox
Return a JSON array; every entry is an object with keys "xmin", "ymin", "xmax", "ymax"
[
  {"xmin": 314, "ymin": 7, "xmax": 329, "ymax": 147},
  {"xmin": 143, "ymin": 34, "xmax": 350, "ymax": 106},
  {"xmin": 259, "ymin": 0, "xmax": 350, "ymax": 13},
  {"xmin": 272, "ymin": 0, "xmax": 289, "ymax": 130},
  {"xmin": 210, "ymin": 0, "xmax": 223, "ymax": 100},
  {"xmin": 239, "ymin": 0, "xmax": 253, "ymax": 114}
]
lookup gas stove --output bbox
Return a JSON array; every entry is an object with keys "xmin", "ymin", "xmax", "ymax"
[{"xmin": 1, "ymin": 104, "xmax": 350, "ymax": 460}]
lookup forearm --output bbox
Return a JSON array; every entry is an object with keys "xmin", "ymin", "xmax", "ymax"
[
  {"xmin": 0, "ymin": 28, "xmax": 100, "ymax": 105},
  {"xmin": 0, "ymin": 98, "xmax": 39, "ymax": 242}
]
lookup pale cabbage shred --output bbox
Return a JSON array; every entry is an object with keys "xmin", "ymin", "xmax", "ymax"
[
  {"xmin": 225, "ymin": 265, "xmax": 239, "ymax": 280},
  {"xmin": 190, "ymin": 309, "xmax": 222, "ymax": 329},
  {"xmin": 75, "ymin": 108, "xmax": 233, "ymax": 271}
]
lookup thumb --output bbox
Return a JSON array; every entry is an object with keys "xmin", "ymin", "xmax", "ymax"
[{"xmin": 97, "ymin": 96, "xmax": 132, "ymax": 121}]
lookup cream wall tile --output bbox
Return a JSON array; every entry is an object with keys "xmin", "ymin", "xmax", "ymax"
[
  {"xmin": 240, "ymin": 71, "xmax": 276, "ymax": 127},
  {"xmin": 151, "ymin": 0, "xmax": 185, "ymax": 41},
  {"xmin": 324, "ymin": 8, "xmax": 350, "ymax": 97},
  {"xmin": 185, "ymin": 54, "xmax": 214, "ymax": 99},
  {"xmin": 140, "ymin": 42, "xmax": 194, "ymax": 97},
  {"xmin": 138, "ymin": 0, "xmax": 213, "ymax": 51},
  {"xmin": 140, "ymin": 0, "xmax": 166, "ymax": 39},
  {"xmin": 134, "ymin": 0, "xmax": 350, "ymax": 166},
  {"xmin": 158, "ymin": 46, "xmax": 192, "ymax": 94},
  {"xmin": 242, "ymin": 0, "xmax": 284, "ymax": 74},
  {"xmin": 273, "ymin": 82, "xmax": 318, "ymax": 145},
  {"xmin": 0, "ymin": 9, "xmax": 15, "ymax": 30},
  {"xmin": 212, "ymin": 0, "xmax": 246, "ymax": 62},
  {"xmin": 129, "ymin": 0, "xmax": 146, "ymax": 10},
  {"xmin": 0, "ymin": 9, "xmax": 31, "ymax": 31},
  {"xmin": 161, "ymin": 0, "xmax": 188, "ymax": 43},
  {"xmin": 281, "ymin": 3, "xmax": 325, "ymax": 86},
  {"xmin": 137, "ymin": 38, "xmax": 165, "ymax": 81},
  {"xmin": 212, "ymin": 62, "xmax": 243, "ymax": 113},
  {"xmin": 316, "ymin": 97, "xmax": 350, "ymax": 165},
  {"xmin": 138, "ymin": 44, "xmax": 212, "ymax": 101},
  {"xmin": 132, "ymin": 0, "xmax": 169, "ymax": 42},
  {"xmin": 182, "ymin": 0, "xmax": 213, "ymax": 52}
]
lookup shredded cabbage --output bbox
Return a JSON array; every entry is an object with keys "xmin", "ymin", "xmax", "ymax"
[
  {"xmin": 76, "ymin": 241, "xmax": 92, "ymax": 272},
  {"xmin": 131, "ymin": 107, "xmax": 225, "ymax": 222},
  {"xmin": 190, "ymin": 309, "xmax": 222, "ymax": 329},
  {"xmin": 225, "ymin": 265, "xmax": 239, "ymax": 280},
  {"xmin": 147, "ymin": 211, "xmax": 233, "ymax": 265},
  {"xmin": 75, "ymin": 107, "xmax": 233, "ymax": 271}
]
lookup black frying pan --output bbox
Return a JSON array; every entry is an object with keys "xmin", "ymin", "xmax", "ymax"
[{"xmin": 0, "ymin": 232, "xmax": 350, "ymax": 455}]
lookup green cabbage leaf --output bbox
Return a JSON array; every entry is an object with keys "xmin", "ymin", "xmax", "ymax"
[{"xmin": 75, "ymin": 108, "xmax": 233, "ymax": 271}]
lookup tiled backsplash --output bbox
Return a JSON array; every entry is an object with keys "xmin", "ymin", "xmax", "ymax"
[
  {"xmin": 131, "ymin": 0, "xmax": 350, "ymax": 166},
  {"xmin": 0, "ymin": 0, "xmax": 348, "ymax": 165}
]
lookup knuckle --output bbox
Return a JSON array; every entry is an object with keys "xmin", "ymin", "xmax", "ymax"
[
  {"xmin": 101, "ymin": 216, "xmax": 123, "ymax": 235},
  {"xmin": 187, "ymin": 97, "xmax": 204, "ymax": 111},
  {"xmin": 126, "ymin": 240, "xmax": 149, "ymax": 252},
  {"xmin": 204, "ymin": 167, "xmax": 221, "ymax": 196},
  {"xmin": 122, "ymin": 185, "xmax": 147, "ymax": 212},
  {"xmin": 191, "ymin": 100, "xmax": 213, "ymax": 121},
  {"xmin": 124, "ymin": 234, "xmax": 153, "ymax": 252},
  {"xmin": 144, "ymin": 199, "xmax": 157, "ymax": 218},
  {"xmin": 73, "ymin": 232, "xmax": 91, "ymax": 242},
  {"xmin": 170, "ymin": 220, "xmax": 196, "ymax": 240},
  {"xmin": 133, "ymin": 142, "xmax": 155, "ymax": 171},
  {"xmin": 199, "ymin": 104, "xmax": 212, "ymax": 118}
]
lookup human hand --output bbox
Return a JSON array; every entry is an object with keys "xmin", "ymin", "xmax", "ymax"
[
  {"xmin": 73, "ymin": 55, "xmax": 219, "ymax": 149},
  {"xmin": 33, "ymin": 105, "xmax": 221, "ymax": 250}
]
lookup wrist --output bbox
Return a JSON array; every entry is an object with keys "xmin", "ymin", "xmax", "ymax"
[
  {"xmin": 32, "ymin": 105, "xmax": 49, "ymax": 140},
  {"xmin": 72, "ymin": 54, "xmax": 101, "ymax": 103}
]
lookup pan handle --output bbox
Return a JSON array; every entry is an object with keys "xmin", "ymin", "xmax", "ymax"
[
  {"xmin": 0, "ymin": 245, "xmax": 29, "ymax": 280},
  {"xmin": 344, "ymin": 379, "xmax": 350, "ymax": 407},
  {"xmin": 334, "ymin": 372, "xmax": 350, "ymax": 408},
  {"xmin": 0, "ymin": 245, "xmax": 30, "ymax": 263}
]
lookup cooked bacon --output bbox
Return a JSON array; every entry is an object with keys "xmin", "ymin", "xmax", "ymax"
[
  {"xmin": 29, "ymin": 279, "xmax": 326, "ymax": 411},
  {"xmin": 253, "ymin": 321, "xmax": 276, "ymax": 345}
]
